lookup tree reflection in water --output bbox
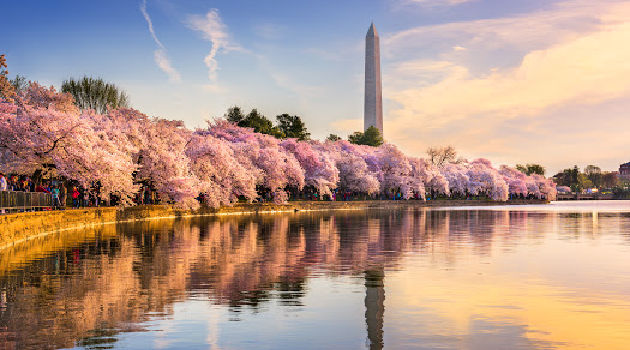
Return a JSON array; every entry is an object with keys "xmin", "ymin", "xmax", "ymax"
[{"xmin": 0, "ymin": 207, "xmax": 626, "ymax": 349}]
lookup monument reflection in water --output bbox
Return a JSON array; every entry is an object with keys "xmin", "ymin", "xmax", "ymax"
[{"xmin": 2, "ymin": 202, "xmax": 630, "ymax": 349}]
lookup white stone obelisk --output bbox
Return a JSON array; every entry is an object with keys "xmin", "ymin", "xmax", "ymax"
[{"xmin": 364, "ymin": 22, "xmax": 383, "ymax": 136}]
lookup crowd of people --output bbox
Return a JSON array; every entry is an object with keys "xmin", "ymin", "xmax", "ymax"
[
  {"xmin": 0, "ymin": 173, "xmax": 129, "ymax": 212},
  {"xmin": 0, "ymin": 168, "xmax": 550, "ymax": 215}
]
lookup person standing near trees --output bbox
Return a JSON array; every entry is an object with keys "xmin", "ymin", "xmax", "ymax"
[
  {"xmin": 52, "ymin": 186, "xmax": 60, "ymax": 208},
  {"xmin": 78, "ymin": 187, "xmax": 86, "ymax": 207},
  {"xmin": 71, "ymin": 187, "xmax": 80, "ymax": 208}
]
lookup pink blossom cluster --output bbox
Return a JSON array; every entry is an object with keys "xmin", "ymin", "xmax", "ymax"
[{"xmin": 0, "ymin": 85, "xmax": 556, "ymax": 208}]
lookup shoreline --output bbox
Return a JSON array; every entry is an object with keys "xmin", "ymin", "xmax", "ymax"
[{"xmin": 0, "ymin": 199, "xmax": 547, "ymax": 251}]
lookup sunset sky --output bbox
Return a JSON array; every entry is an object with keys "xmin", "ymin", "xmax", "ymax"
[{"xmin": 3, "ymin": 0, "xmax": 629, "ymax": 174}]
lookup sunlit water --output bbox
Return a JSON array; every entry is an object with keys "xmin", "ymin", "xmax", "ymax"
[{"xmin": 2, "ymin": 201, "xmax": 630, "ymax": 349}]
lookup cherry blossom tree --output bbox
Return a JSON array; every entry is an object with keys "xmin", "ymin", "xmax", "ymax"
[
  {"xmin": 19, "ymin": 82, "xmax": 78, "ymax": 113},
  {"xmin": 135, "ymin": 118, "xmax": 198, "ymax": 207},
  {"xmin": 406, "ymin": 157, "xmax": 428, "ymax": 199},
  {"xmin": 467, "ymin": 159, "xmax": 509, "ymax": 201},
  {"xmin": 206, "ymin": 120, "xmax": 305, "ymax": 203},
  {"xmin": 187, "ymin": 132, "xmax": 259, "ymax": 207},
  {"xmin": 375, "ymin": 144, "xmax": 414, "ymax": 198},
  {"xmin": 280, "ymin": 138, "xmax": 339, "ymax": 196},
  {"xmin": 0, "ymin": 99, "xmax": 137, "ymax": 203},
  {"xmin": 318, "ymin": 140, "xmax": 379, "ymax": 195},
  {"xmin": 499, "ymin": 165, "xmax": 528, "ymax": 198},
  {"xmin": 441, "ymin": 162, "xmax": 470, "ymax": 198},
  {"xmin": 417, "ymin": 158, "xmax": 449, "ymax": 196},
  {"xmin": 532, "ymin": 173, "xmax": 557, "ymax": 200}
]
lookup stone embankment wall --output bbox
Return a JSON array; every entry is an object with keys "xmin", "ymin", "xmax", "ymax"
[{"xmin": 0, "ymin": 199, "xmax": 546, "ymax": 250}]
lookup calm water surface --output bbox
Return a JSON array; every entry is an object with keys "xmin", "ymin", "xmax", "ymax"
[{"xmin": 2, "ymin": 201, "xmax": 630, "ymax": 349}]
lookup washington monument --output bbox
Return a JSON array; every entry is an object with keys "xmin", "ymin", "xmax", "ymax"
[{"xmin": 364, "ymin": 22, "xmax": 383, "ymax": 135}]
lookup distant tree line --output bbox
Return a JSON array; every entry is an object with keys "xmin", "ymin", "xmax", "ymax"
[
  {"xmin": 516, "ymin": 164, "xmax": 545, "ymax": 176},
  {"xmin": 553, "ymin": 165, "xmax": 619, "ymax": 193},
  {"xmin": 225, "ymin": 107, "xmax": 311, "ymax": 140},
  {"xmin": 226, "ymin": 106, "xmax": 387, "ymax": 146}
]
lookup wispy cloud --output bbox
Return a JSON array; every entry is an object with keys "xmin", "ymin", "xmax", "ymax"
[
  {"xmin": 140, "ymin": 0, "xmax": 181, "ymax": 82},
  {"xmin": 187, "ymin": 9, "xmax": 243, "ymax": 82},
  {"xmin": 153, "ymin": 50, "xmax": 181, "ymax": 83}
]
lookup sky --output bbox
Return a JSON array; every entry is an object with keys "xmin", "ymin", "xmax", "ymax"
[{"xmin": 2, "ymin": 0, "xmax": 629, "ymax": 175}]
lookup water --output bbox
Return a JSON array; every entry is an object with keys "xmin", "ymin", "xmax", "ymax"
[{"xmin": 1, "ymin": 201, "xmax": 630, "ymax": 349}]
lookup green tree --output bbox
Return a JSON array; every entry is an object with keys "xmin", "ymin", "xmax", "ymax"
[
  {"xmin": 571, "ymin": 165, "xmax": 580, "ymax": 190},
  {"xmin": 601, "ymin": 172, "xmax": 618, "ymax": 189},
  {"xmin": 244, "ymin": 109, "xmax": 277, "ymax": 136},
  {"xmin": 326, "ymin": 134, "xmax": 341, "ymax": 141},
  {"xmin": 348, "ymin": 126, "xmax": 383, "ymax": 147},
  {"xmin": 516, "ymin": 163, "xmax": 546, "ymax": 176},
  {"xmin": 553, "ymin": 165, "xmax": 580, "ymax": 189},
  {"xmin": 225, "ymin": 106, "xmax": 245, "ymax": 124},
  {"xmin": 276, "ymin": 114, "xmax": 310, "ymax": 140},
  {"xmin": 348, "ymin": 131, "xmax": 363, "ymax": 145},
  {"xmin": 584, "ymin": 164, "xmax": 602, "ymax": 188},
  {"xmin": 224, "ymin": 107, "xmax": 312, "ymax": 140},
  {"xmin": 236, "ymin": 109, "xmax": 285, "ymax": 138},
  {"xmin": 61, "ymin": 76, "xmax": 129, "ymax": 114},
  {"xmin": 578, "ymin": 173, "xmax": 593, "ymax": 190},
  {"xmin": 10, "ymin": 74, "xmax": 27, "ymax": 93}
]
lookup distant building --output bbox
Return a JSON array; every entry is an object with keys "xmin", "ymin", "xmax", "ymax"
[{"xmin": 620, "ymin": 162, "xmax": 630, "ymax": 180}]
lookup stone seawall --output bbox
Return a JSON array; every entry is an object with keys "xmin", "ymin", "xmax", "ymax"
[{"xmin": 0, "ymin": 199, "xmax": 547, "ymax": 250}]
